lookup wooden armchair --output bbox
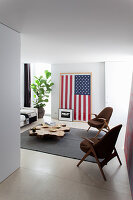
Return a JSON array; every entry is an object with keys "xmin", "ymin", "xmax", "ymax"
[
  {"xmin": 77, "ymin": 124, "xmax": 122, "ymax": 180},
  {"xmin": 88, "ymin": 107, "xmax": 113, "ymax": 137}
]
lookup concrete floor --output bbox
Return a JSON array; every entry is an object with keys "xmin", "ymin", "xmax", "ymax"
[{"xmin": 0, "ymin": 117, "xmax": 132, "ymax": 200}]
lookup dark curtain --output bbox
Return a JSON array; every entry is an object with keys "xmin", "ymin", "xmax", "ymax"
[{"xmin": 24, "ymin": 63, "xmax": 31, "ymax": 107}]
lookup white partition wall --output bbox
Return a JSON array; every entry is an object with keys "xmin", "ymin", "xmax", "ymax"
[
  {"xmin": 105, "ymin": 62, "xmax": 133, "ymax": 125},
  {"xmin": 0, "ymin": 24, "xmax": 20, "ymax": 182}
]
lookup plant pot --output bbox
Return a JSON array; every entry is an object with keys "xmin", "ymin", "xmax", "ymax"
[{"xmin": 38, "ymin": 107, "xmax": 45, "ymax": 118}]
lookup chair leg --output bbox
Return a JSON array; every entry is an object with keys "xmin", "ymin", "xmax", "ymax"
[
  {"xmin": 94, "ymin": 123, "xmax": 106, "ymax": 138},
  {"xmin": 107, "ymin": 125, "xmax": 110, "ymax": 131},
  {"xmin": 77, "ymin": 150, "xmax": 91, "ymax": 167},
  {"xmin": 87, "ymin": 126, "xmax": 91, "ymax": 132},
  {"xmin": 102, "ymin": 129, "xmax": 108, "ymax": 133},
  {"xmin": 94, "ymin": 129, "xmax": 102, "ymax": 138},
  {"xmin": 97, "ymin": 162, "xmax": 106, "ymax": 181},
  {"xmin": 91, "ymin": 148, "xmax": 107, "ymax": 181},
  {"xmin": 114, "ymin": 148, "xmax": 122, "ymax": 165},
  {"xmin": 104, "ymin": 121, "xmax": 110, "ymax": 131}
]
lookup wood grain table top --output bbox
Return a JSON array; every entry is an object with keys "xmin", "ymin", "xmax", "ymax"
[{"xmin": 29, "ymin": 124, "xmax": 70, "ymax": 138}]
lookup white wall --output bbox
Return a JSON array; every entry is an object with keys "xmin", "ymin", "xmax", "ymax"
[
  {"xmin": 51, "ymin": 63, "xmax": 105, "ymax": 119},
  {"xmin": 105, "ymin": 62, "xmax": 133, "ymax": 125},
  {"xmin": 0, "ymin": 24, "xmax": 20, "ymax": 182}
]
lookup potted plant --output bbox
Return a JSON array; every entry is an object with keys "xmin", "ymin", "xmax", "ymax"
[{"xmin": 31, "ymin": 70, "xmax": 54, "ymax": 118}]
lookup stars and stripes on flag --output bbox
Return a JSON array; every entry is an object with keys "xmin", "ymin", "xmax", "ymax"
[{"xmin": 60, "ymin": 73, "xmax": 91, "ymax": 122}]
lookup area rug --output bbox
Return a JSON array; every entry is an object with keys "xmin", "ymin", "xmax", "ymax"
[{"xmin": 21, "ymin": 127, "xmax": 104, "ymax": 163}]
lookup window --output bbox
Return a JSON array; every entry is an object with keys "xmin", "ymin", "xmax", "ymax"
[{"xmin": 31, "ymin": 63, "xmax": 51, "ymax": 115}]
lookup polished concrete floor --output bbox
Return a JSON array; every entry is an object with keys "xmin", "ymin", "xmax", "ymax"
[{"xmin": 0, "ymin": 117, "xmax": 132, "ymax": 200}]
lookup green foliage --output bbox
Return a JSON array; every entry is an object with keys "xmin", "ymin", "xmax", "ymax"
[{"xmin": 31, "ymin": 70, "xmax": 54, "ymax": 108}]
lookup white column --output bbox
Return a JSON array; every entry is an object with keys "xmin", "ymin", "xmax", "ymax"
[{"xmin": 0, "ymin": 23, "xmax": 20, "ymax": 182}]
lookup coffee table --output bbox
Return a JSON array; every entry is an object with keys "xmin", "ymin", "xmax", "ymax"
[{"xmin": 29, "ymin": 124, "xmax": 70, "ymax": 138}]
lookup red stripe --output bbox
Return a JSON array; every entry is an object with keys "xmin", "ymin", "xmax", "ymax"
[
  {"xmin": 74, "ymin": 95, "xmax": 76, "ymax": 120},
  {"xmin": 61, "ymin": 76, "xmax": 64, "ymax": 108},
  {"xmin": 69, "ymin": 75, "xmax": 72, "ymax": 109},
  {"xmin": 88, "ymin": 95, "xmax": 91, "ymax": 120},
  {"xmin": 83, "ymin": 95, "xmax": 86, "ymax": 121},
  {"xmin": 65, "ymin": 75, "xmax": 68, "ymax": 109},
  {"xmin": 78, "ymin": 95, "xmax": 81, "ymax": 120}
]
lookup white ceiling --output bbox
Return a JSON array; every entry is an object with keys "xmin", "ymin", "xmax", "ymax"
[{"xmin": 0, "ymin": 0, "xmax": 133, "ymax": 63}]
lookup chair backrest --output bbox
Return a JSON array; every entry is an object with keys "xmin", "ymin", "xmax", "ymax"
[
  {"xmin": 94, "ymin": 124, "xmax": 122, "ymax": 159},
  {"xmin": 97, "ymin": 107, "xmax": 113, "ymax": 123}
]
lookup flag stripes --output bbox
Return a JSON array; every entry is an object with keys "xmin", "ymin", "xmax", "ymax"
[
  {"xmin": 61, "ymin": 75, "xmax": 64, "ymax": 108},
  {"xmin": 69, "ymin": 75, "xmax": 72, "ymax": 109}
]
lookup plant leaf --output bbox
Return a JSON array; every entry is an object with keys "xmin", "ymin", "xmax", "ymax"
[
  {"xmin": 44, "ymin": 99, "xmax": 48, "ymax": 102},
  {"xmin": 45, "ymin": 70, "xmax": 51, "ymax": 79}
]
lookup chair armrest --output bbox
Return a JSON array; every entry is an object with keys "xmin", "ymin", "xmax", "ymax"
[
  {"xmin": 97, "ymin": 117, "xmax": 107, "ymax": 121},
  {"xmin": 81, "ymin": 137, "xmax": 94, "ymax": 144},
  {"xmin": 91, "ymin": 113, "xmax": 97, "ymax": 117}
]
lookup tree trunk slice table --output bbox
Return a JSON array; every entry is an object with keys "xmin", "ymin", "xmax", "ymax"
[{"xmin": 29, "ymin": 124, "xmax": 70, "ymax": 138}]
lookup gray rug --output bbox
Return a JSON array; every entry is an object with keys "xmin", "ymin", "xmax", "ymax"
[{"xmin": 21, "ymin": 127, "xmax": 104, "ymax": 163}]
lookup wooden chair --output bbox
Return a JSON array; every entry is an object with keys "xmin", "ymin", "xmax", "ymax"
[
  {"xmin": 88, "ymin": 107, "xmax": 113, "ymax": 137},
  {"xmin": 77, "ymin": 124, "xmax": 122, "ymax": 181}
]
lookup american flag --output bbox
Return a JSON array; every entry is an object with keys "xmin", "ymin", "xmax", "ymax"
[{"xmin": 60, "ymin": 73, "xmax": 91, "ymax": 121}]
